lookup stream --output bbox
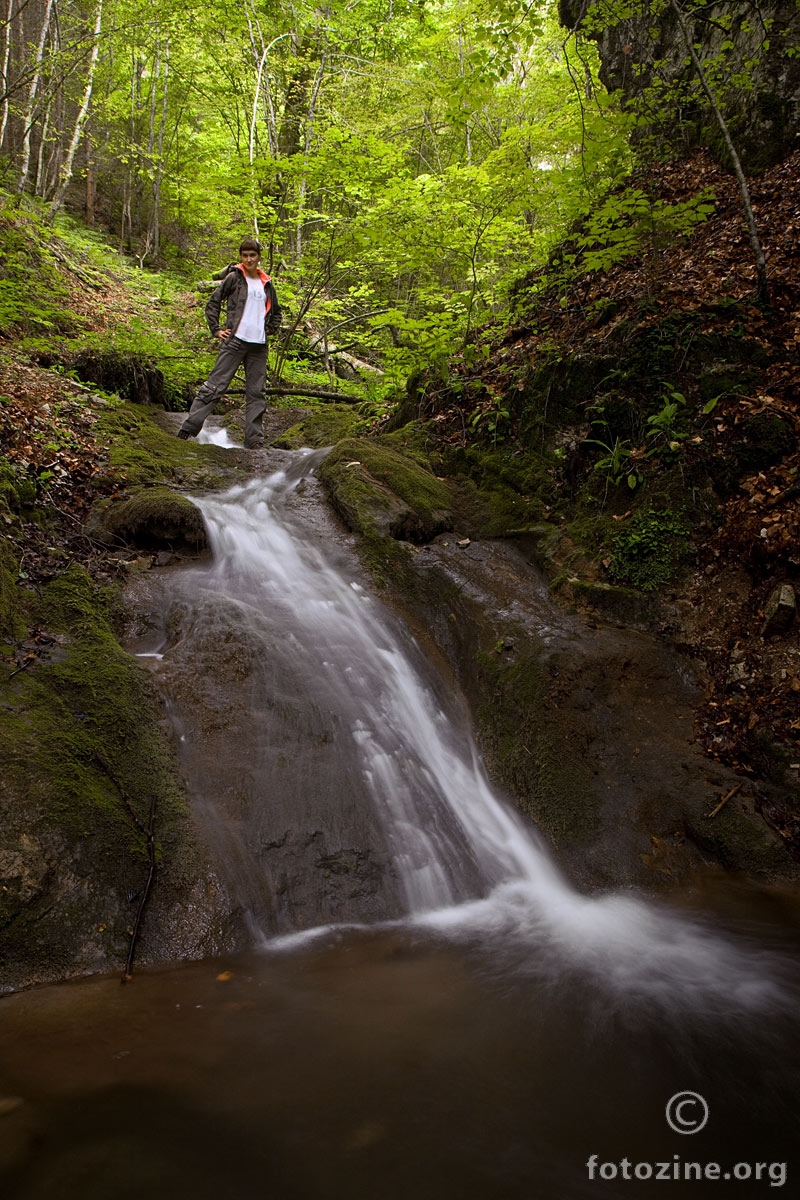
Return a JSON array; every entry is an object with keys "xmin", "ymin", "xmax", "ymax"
[{"xmin": 1, "ymin": 438, "xmax": 799, "ymax": 1198}]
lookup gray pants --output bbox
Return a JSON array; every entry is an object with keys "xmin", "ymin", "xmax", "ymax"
[{"xmin": 180, "ymin": 336, "xmax": 267, "ymax": 448}]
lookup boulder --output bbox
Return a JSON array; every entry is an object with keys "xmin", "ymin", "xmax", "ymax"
[
  {"xmin": 761, "ymin": 584, "xmax": 797, "ymax": 638},
  {"xmin": 89, "ymin": 487, "xmax": 208, "ymax": 552}
]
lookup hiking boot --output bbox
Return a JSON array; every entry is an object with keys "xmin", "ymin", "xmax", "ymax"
[{"xmin": 176, "ymin": 428, "xmax": 194, "ymax": 440}]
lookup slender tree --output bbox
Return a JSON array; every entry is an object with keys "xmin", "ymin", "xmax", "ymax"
[
  {"xmin": 48, "ymin": 0, "xmax": 103, "ymax": 220},
  {"xmin": 17, "ymin": 0, "xmax": 57, "ymax": 193},
  {"xmin": 0, "ymin": 0, "xmax": 16, "ymax": 149},
  {"xmin": 669, "ymin": 0, "xmax": 769, "ymax": 305}
]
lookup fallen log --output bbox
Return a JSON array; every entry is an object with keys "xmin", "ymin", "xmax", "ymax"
[
  {"xmin": 264, "ymin": 385, "xmax": 358, "ymax": 402},
  {"xmin": 305, "ymin": 324, "xmax": 383, "ymax": 380}
]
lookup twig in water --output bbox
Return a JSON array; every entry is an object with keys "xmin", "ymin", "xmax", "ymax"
[
  {"xmin": 123, "ymin": 795, "xmax": 157, "ymax": 981},
  {"xmin": 705, "ymin": 783, "xmax": 742, "ymax": 819},
  {"xmin": 93, "ymin": 753, "xmax": 158, "ymax": 979}
]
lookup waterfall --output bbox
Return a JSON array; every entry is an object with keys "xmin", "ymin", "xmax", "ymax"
[
  {"xmin": 189, "ymin": 454, "xmax": 529, "ymax": 913},
  {"xmin": 148, "ymin": 448, "xmax": 788, "ymax": 1014}
]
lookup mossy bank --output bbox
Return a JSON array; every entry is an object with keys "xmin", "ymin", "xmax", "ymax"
[{"xmin": 0, "ymin": 397, "xmax": 266, "ymax": 990}]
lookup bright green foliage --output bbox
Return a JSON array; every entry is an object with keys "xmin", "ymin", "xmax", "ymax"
[
  {"xmin": 575, "ymin": 188, "xmax": 716, "ymax": 274},
  {"xmin": 644, "ymin": 383, "xmax": 688, "ymax": 463},
  {"xmin": 586, "ymin": 435, "xmax": 641, "ymax": 490},
  {"xmin": 0, "ymin": 198, "xmax": 87, "ymax": 336},
  {"xmin": 0, "ymin": 0, "xmax": 638, "ymax": 395}
]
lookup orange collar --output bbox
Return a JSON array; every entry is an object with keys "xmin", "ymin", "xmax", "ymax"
[{"xmin": 237, "ymin": 263, "xmax": 270, "ymax": 283}]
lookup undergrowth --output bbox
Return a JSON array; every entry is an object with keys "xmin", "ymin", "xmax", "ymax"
[{"xmin": 607, "ymin": 507, "xmax": 693, "ymax": 591}]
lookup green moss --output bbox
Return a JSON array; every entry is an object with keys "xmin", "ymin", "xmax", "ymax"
[
  {"xmin": 97, "ymin": 486, "xmax": 207, "ymax": 550},
  {"xmin": 379, "ymin": 420, "xmax": 444, "ymax": 468},
  {"xmin": 684, "ymin": 800, "xmax": 791, "ymax": 877},
  {"xmin": 442, "ymin": 443, "xmax": 553, "ymax": 536},
  {"xmin": 0, "ymin": 459, "xmax": 37, "ymax": 511},
  {"xmin": 0, "ymin": 535, "xmax": 24, "ymax": 643},
  {"xmin": 697, "ymin": 364, "xmax": 757, "ymax": 405},
  {"xmin": 34, "ymin": 561, "xmax": 115, "ymax": 637},
  {"xmin": 319, "ymin": 436, "xmax": 452, "ymax": 544},
  {"xmin": 0, "ymin": 565, "xmax": 187, "ymax": 934},
  {"xmin": 569, "ymin": 579, "xmax": 656, "ymax": 626},
  {"xmin": 335, "ymin": 437, "xmax": 449, "ymax": 512},
  {"xmin": 0, "ymin": 205, "xmax": 81, "ymax": 337},
  {"xmin": 273, "ymin": 404, "xmax": 362, "ymax": 449},
  {"xmin": 96, "ymin": 401, "xmax": 232, "ymax": 488}
]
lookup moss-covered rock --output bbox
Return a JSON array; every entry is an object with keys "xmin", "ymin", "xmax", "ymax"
[
  {"xmin": 96, "ymin": 401, "xmax": 234, "ymax": 489},
  {"xmin": 475, "ymin": 645, "xmax": 601, "ymax": 844},
  {"xmin": 442, "ymin": 444, "xmax": 554, "ymax": 537},
  {"xmin": 91, "ymin": 486, "xmax": 207, "ymax": 551},
  {"xmin": 683, "ymin": 794, "xmax": 793, "ymax": 878},
  {"xmin": 0, "ymin": 461, "xmax": 37, "ymax": 513},
  {"xmin": 0, "ymin": 565, "xmax": 192, "ymax": 989},
  {"xmin": 566, "ymin": 579, "xmax": 658, "ymax": 628},
  {"xmin": 319, "ymin": 436, "xmax": 453, "ymax": 544},
  {"xmin": 0, "ymin": 536, "xmax": 24, "ymax": 645},
  {"xmin": 71, "ymin": 348, "xmax": 168, "ymax": 408}
]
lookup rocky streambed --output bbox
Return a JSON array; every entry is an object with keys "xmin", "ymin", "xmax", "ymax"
[{"xmin": 2, "ymin": 407, "xmax": 798, "ymax": 994}]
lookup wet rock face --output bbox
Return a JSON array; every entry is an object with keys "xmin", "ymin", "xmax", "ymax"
[
  {"xmin": 560, "ymin": 0, "xmax": 800, "ymax": 169},
  {"xmin": 0, "ymin": 564, "xmax": 234, "ymax": 993},
  {"xmin": 389, "ymin": 535, "xmax": 799, "ymax": 891},
  {"xmin": 148, "ymin": 615, "xmax": 402, "ymax": 934},
  {"xmin": 123, "ymin": 466, "xmax": 408, "ymax": 941}
]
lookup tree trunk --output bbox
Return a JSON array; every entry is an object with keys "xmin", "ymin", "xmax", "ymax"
[
  {"xmin": 277, "ymin": 32, "xmax": 312, "ymax": 158},
  {"xmin": 669, "ymin": 0, "xmax": 769, "ymax": 305},
  {"xmin": 261, "ymin": 33, "xmax": 287, "ymax": 158},
  {"xmin": 48, "ymin": 0, "xmax": 102, "ymax": 220},
  {"xmin": 17, "ymin": 0, "xmax": 56, "ymax": 193},
  {"xmin": 85, "ymin": 133, "xmax": 95, "ymax": 224},
  {"xmin": 295, "ymin": 50, "xmax": 326, "ymax": 261},
  {"xmin": 34, "ymin": 100, "xmax": 51, "ymax": 195},
  {"xmin": 0, "ymin": 0, "xmax": 15, "ymax": 150},
  {"xmin": 150, "ymin": 37, "xmax": 169, "ymax": 259},
  {"xmin": 305, "ymin": 323, "xmax": 382, "ymax": 379}
]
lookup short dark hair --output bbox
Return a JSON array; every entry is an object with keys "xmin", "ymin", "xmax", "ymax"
[{"xmin": 239, "ymin": 236, "xmax": 261, "ymax": 255}]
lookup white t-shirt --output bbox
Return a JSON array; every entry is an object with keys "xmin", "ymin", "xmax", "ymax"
[{"xmin": 234, "ymin": 276, "xmax": 266, "ymax": 343}]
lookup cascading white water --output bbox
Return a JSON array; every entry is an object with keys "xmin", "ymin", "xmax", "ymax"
[{"xmin": 181, "ymin": 449, "xmax": 787, "ymax": 1013}]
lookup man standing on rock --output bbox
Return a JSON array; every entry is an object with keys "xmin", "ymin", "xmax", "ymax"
[{"xmin": 178, "ymin": 237, "xmax": 282, "ymax": 449}]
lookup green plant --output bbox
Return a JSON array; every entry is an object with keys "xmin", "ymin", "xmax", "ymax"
[
  {"xmin": 643, "ymin": 383, "xmax": 689, "ymax": 463},
  {"xmin": 608, "ymin": 508, "xmax": 692, "ymax": 591},
  {"xmin": 577, "ymin": 189, "xmax": 716, "ymax": 274},
  {"xmin": 586, "ymin": 435, "xmax": 642, "ymax": 490},
  {"xmin": 470, "ymin": 396, "xmax": 511, "ymax": 445}
]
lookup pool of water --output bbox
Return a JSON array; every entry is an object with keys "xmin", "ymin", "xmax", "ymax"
[{"xmin": 1, "ymin": 911, "xmax": 798, "ymax": 1199}]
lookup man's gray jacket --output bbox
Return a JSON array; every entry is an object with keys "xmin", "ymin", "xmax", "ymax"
[{"xmin": 205, "ymin": 264, "xmax": 282, "ymax": 339}]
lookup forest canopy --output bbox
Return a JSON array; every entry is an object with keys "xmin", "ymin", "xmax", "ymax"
[
  {"xmin": 0, "ymin": 0, "xmax": 792, "ymax": 384},
  {"xmin": 0, "ymin": 0, "xmax": 637, "ymax": 378}
]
